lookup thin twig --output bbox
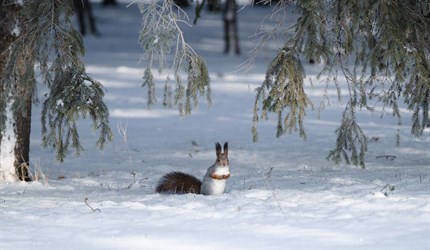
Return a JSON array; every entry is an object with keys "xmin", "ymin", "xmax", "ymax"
[
  {"xmin": 84, "ymin": 198, "xmax": 101, "ymax": 212},
  {"xmin": 376, "ymin": 155, "xmax": 396, "ymax": 161},
  {"xmin": 252, "ymin": 155, "xmax": 286, "ymax": 217}
]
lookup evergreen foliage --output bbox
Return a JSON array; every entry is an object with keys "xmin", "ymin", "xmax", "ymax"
[
  {"xmin": 252, "ymin": 0, "xmax": 430, "ymax": 168},
  {"xmin": 138, "ymin": 0, "xmax": 211, "ymax": 115},
  {"xmin": 252, "ymin": 48, "xmax": 312, "ymax": 142},
  {"xmin": 142, "ymin": 67, "xmax": 156, "ymax": 106},
  {"xmin": 326, "ymin": 101, "xmax": 368, "ymax": 167},
  {"xmin": 1, "ymin": 1, "xmax": 113, "ymax": 162}
]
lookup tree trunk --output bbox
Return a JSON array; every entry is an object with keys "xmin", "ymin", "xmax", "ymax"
[
  {"xmin": 173, "ymin": 0, "xmax": 189, "ymax": 8},
  {"xmin": 0, "ymin": 2, "xmax": 33, "ymax": 182},
  {"xmin": 14, "ymin": 60, "xmax": 33, "ymax": 181}
]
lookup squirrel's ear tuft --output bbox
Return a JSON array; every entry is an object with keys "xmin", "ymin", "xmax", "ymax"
[
  {"xmin": 216, "ymin": 142, "xmax": 222, "ymax": 155},
  {"xmin": 223, "ymin": 142, "xmax": 228, "ymax": 155}
]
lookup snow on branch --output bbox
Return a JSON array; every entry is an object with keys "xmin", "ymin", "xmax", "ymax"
[
  {"xmin": 252, "ymin": 48, "xmax": 312, "ymax": 142},
  {"xmin": 137, "ymin": 0, "xmax": 211, "ymax": 115},
  {"xmin": 250, "ymin": 0, "xmax": 429, "ymax": 167},
  {"xmin": 3, "ymin": 1, "xmax": 113, "ymax": 162}
]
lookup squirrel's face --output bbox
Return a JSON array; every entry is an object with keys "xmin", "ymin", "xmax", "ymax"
[
  {"xmin": 217, "ymin": 154, "xmax": 229, "ymax": 167},
  {"xmin": 215, "ymin": 142, "xmax": 229, "ymax": 167}
]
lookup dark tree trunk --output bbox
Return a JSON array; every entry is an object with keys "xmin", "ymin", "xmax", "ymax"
[
  {"xmin": 14, "ymin": 6, "xmax": 35, "ymax": 182},
  {"xmin": 173, "ymin": 0, "xmax": 189, "ymax": 8},
  {"xmin": 0, "ymin": 1, "xmax": 33, "ymax": 181},
  {"xmin": 0, "ymin": 3, "xmax": 18, "ymax": 79},
  {"xmin": 14, "ymin": 58, "xmax": 34, "ymax": 181},
  {"xmin": 73, "ymin": 0, "xmax": 100, "ymax": 36},
  {"xmin": 102, "ymin": 0, "xmax": 117, "ymax": 6},
  {"xmin": 207, "ymin": 0, "xmax": 221, "ymax": 12},
  {"xmin": 223, "ymin": 0, "xmax": 240, "ymax": 55}
]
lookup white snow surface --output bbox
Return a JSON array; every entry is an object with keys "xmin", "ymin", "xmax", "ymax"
[{"xmin": 1, "ymin": 1, "xmax": 429, "ymax": 249}]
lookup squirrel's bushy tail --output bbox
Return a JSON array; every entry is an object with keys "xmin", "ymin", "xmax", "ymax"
[{"xmin": 156, "ymin": 172, "xmax": 202, "ymax": 194}]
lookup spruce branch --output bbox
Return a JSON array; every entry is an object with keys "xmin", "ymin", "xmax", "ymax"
[
  {"xmin": 250, "ymin": 0, "xmax": 429, "ymax": 167},
  {"xmin": 2, "ymin": 1, "xmax": 113, "ymax": 162},
  {"xmin": 142, "ymin": 67, "xmax": 156, "ymax": 107},
  {"xmin": 41, "ymin": 72, "xmax": 113, "ymax": 162},
  {"xmin": 138, "ymin": 0, "xmax": 211, "ymax": 115},
  {"xmin": 326, "ymin": 101, "xmax": 368, "ymax": 169},
  {"xmin": 252, "ymin": 48, "xmax": 312, "ymax": 142},
  {"xmin": 240, "ymin": 0, "xmax": 295, "ymax": 71},
  {"xmin": 162, "ymin": 77, "xmax": 173, "ymax": 108}
]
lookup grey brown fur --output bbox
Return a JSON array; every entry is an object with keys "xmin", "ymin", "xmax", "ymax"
[{"xmin": 155, "ymin": 172, "xmax": 202, "ymax": 194}]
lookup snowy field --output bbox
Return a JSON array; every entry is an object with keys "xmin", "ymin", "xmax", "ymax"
[{"xmin": 1, "ymin": 1, "xmax": 429, "ymax": 249}]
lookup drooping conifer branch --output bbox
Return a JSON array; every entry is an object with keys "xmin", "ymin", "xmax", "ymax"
[
  {"xmin": 252, "ymin": 48, "xmax": 312, "ymax": 142},
  {"xmin": 3, "ymin": 1, "xmax": 113, "ymax": 163},
  {"xmin": 138, "ymin": 0, "xmax": 211, "ymax": 115},
  {"xmin": 251, "ymin": 0, "xmax": 429, "ymax": 167}
]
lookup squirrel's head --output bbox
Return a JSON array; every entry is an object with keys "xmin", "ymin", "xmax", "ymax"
[{"xmin": 215, "ymin": 142, "xmax": 229, "ymax": 167}]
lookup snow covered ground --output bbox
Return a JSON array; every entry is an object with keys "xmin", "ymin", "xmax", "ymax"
[{"xmin": 1, "ymin": 1, "xmax": 429, "ymax": 249}]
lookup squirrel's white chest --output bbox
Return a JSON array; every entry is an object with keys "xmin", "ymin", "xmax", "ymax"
[
  {"xmin": 212, "ymin": 166, "xmax": 230, "ymax": 175},
  {"xmin": 201, "ymin": 177, "xmax": 227, "ymax": 195},
  {"xmin": 201, "ymin": 166, "xmax": 230, "ymax": 195}
]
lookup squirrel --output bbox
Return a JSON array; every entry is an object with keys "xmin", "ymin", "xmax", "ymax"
[{"xmin": 156, "ymin": 142, "xmax": 230, "ymax": 195}]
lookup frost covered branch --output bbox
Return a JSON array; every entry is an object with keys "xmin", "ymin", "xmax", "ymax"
[
  {"xmin": 2, "ymin": 1, "xmax": 113, "ymax": 163},
  {"xmin": 251, "ymin": 0, "xmax": 430, "ymax": 168},
  {"xmin": 138, "ymin": 0, "xmax": 211, "ymax": 115},
  {"xmin": 252, "ymin": 48, "xmax": 312, "ymax": 142},
  {"xmin": 240, "ymin": 0, "xmax": 294, "ymax": 72},
  {"xmin": 326, "ymin": 101, "xmax": 368, "ymax": 168}
]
